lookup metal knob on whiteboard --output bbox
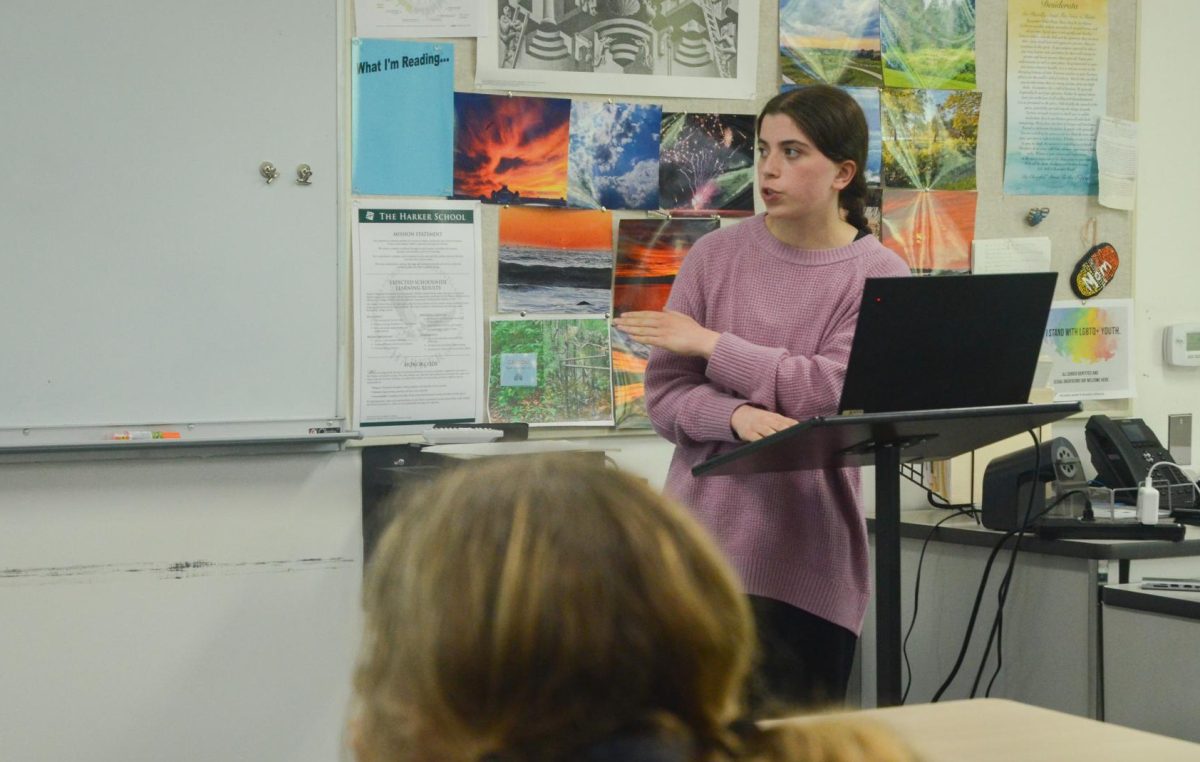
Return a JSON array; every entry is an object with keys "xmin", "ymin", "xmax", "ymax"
[
  {"xmin": 259, "ymin": 161, "xmax": 279, "ymax": 184},
  {"xmin": 296, "ymin": 164, "xmax": 313, "ymax": 185}
]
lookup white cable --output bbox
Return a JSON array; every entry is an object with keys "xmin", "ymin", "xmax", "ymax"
[
  {"xmin": 1144, "ymin": 460, "xmax": 1197, "ymax": 513},
  {"xmin": 1145, "ymin": 460, "xmax": 1183, "ymax": 485}
]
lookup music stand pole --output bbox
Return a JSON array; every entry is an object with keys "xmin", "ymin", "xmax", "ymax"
[{"xmin": 873, "ymin": 443, "xmax": 902, "ymax": 706}]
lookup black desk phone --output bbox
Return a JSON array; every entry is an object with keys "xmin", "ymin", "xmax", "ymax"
[{"xmin": 1085, "ymin": 414, "xmax": 1198, "ymax": 513}]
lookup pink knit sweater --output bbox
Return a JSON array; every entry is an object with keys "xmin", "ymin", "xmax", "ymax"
[{"xmin": 644, "ymin": 214, "xmax": 910, "ymax": 634}]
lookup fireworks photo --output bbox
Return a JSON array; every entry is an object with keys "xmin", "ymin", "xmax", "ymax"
[
  {"xmin": 454, "ymin": 92, "xmax": 570, "ymax": 205},
  {"xmin": 659, "ymin": 111, "xmax": 755, "ymax": 215}
]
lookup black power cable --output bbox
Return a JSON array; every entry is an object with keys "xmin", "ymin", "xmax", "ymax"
[
  {"xmin": 966, "ymin": 429, "xmax": 1043, "ymax": 698},
  {"xmin": 926, "ymin": 489, "xmax": 975, "ymax": 513},
  {"xmin": 929, "ymin": 522, "xmax": 1016, "ymax": 702},
  {"xmin": 974, "ymin": 485, "xmax": 1094, "ymax": 698},
  {"xmin": 931, "ymin": 429, "xmax": 1043, "ymax": 703},
  {"xmin": 901, "ymin": 505, "xmax": 978, "ymax": 704},
  {"xmin": 912, "ymin": 430, "xmax": 1094, "ymax": 704}
]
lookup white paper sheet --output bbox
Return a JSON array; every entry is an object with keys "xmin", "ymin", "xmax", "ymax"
[
  {"xmin": 971, "ymin": 237, "xmax": 1052, "ymax": 274},
  {"xmin": 355, "ymin": 0, "xmax": 483, "ymax": 39},
  {"xmin": 353, "ymin": 200, "xmax": 484, "ymax": 435},
  {"xmin": 1096, "ymin": 116, "xmax": 1138, "ymax": 210}
]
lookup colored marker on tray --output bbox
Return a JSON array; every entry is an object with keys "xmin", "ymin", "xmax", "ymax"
[{"xmin": 111, "ymin": 430, "xmax": 181, "ymax": 441}]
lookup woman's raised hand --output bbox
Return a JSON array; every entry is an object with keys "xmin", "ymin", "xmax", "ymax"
[{"xmin": 612, "ymin": 310, "xmax": 720, "ymax": 358}]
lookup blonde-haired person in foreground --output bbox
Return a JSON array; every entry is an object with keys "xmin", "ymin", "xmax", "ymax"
[{"xmin": 352, "ymin": 454, "xmax": 915, "ymax": 762}]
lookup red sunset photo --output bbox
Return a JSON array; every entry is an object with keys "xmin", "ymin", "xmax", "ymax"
[
  {"xmin": 610, "ymin": 218, "xmax": 718, "ymax": 428},
  {"xmin": 453, "ymin": 92, "xmax": 570, "ymax": 205}
]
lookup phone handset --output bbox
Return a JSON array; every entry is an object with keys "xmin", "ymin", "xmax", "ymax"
[{"xmin": 1084, "ymin": 415, "xmax": 1196, "ymax": 512}]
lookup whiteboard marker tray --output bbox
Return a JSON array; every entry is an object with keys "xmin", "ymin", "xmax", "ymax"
[
  {"xmin": 420, "ymin": 427, "xmax": 504, "ymax": 445},
  {"xmin": 420, "ymin": 440, "xmax": 612, "ymax": 459}
]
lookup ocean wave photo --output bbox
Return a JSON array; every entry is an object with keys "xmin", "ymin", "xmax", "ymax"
[{"xmin": 498, "ymin": 244, "xmax": 613, "ymax": 314}]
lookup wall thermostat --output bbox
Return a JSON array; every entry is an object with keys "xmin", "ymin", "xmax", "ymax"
[{"xmin": 1163, "ymin": 323, "xmax": 1200, "ymax": 366}]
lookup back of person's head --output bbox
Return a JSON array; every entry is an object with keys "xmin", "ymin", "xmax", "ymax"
[
  {"xmin": 353, "ymin": 454, "xmax": 918, "ymax": 762},
  {"xmin": 353, "ymin": 454, "xmax": 755, "ymax": 761},
  {"xmin": 757, "ymin": 85, "xmax": 871, "ymax": 232}
]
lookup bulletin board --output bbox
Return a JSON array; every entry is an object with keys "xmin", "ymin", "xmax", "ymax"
[
  {"xmin": 355, "ymin": 0, "xmax": 1137, "ymax": 439},
  {"xmin": 972, "ymin": 0, "xmax": 1135, "ymax": 294}
]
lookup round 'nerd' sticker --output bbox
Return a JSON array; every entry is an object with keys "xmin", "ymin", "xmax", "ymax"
[{"xmin": 1070, "ymin": 242, "xmax": 1119, "ymax": 299}]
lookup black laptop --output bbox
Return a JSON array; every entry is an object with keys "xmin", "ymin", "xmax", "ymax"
[{"xmin": 838, "ymin": 272, "xmax": 1058, "ymax": 415}]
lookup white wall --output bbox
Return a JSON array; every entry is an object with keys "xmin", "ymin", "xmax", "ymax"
[
  {"xmin": 1132, "ymin": 0, "xmax": 1200, "ymax": 466},
  {"xmin": 574, "ymin": 434, "xmax": 675, "ymax": 489},
  {"xmin": 0, "ymin": 452, "xmax": 362, "ymax": 761}
]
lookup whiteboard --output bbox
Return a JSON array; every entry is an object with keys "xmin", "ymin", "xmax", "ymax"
[{"xmin": 0, "ymin": 0, "xmax": 345, "ymax": 447}]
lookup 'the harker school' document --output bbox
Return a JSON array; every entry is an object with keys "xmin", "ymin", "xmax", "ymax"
[{"xmin": 353, "ymin": 200, "xmax": 483, "ymax": 435}]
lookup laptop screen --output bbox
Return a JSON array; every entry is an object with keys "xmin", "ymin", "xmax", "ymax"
[{"xmin": 838, "ymin": 272, "xmax": 1057, "ymax": 414}]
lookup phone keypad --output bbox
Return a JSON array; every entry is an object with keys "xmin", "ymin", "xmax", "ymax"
[{"xmin": 1152, "ymin": 463, "xmax": 1198, "ymax": 511}]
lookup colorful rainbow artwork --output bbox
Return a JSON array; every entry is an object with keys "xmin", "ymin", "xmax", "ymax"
[{"xmin": 1045, "ymin": 306, "xmax": 1120, "ymax": 363}]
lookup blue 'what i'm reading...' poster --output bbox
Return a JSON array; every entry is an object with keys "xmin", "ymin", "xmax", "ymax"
[{"xmin": 352, "ymin": 38, "xmax": 453, "ymax": 196}]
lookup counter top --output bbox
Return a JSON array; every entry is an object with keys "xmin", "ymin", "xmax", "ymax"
[
  {"xmin": 868, "ymin": 510, "xmax": 1200, "ymax": 561},
  {"xmin": 1102, "ymin": 582, "xmax": 1200, "ymax": 620},
  {"xmin": 774, "ymin": 698, "xmax": 1200, "ymax": 761}
]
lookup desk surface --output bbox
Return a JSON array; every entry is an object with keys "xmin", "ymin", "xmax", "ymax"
[
  {"xmin": 1103, "ymin": 582, "xmax": 1200, "ymax": 620},
  {"xmin": 780, "ymin": 699, "xmax": 1200, "ymax": 761},
  {"xmin": 868, "ymin": 509, "xmax": 1200, "ymax": 560}
]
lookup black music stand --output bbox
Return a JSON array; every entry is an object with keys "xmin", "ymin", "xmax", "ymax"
[{"xmin": 693, "ymin": 401, "xmax": 1081, "ymax": 707}]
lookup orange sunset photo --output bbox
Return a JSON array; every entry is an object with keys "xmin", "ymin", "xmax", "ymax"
[
  {"xmin": 498, "ymin": 207, "xmax": 614, "ymax": 315},
  {"xmin": 454, "ymin": 92, "xmax": 570, "ymax": 206},
  {"xmin": 610, "ymin": 218, "xmax": 718, "ymax": 428},
  {"xmin": 881, "ymin": 189, "xmax": 976, "ymax": 274}
]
